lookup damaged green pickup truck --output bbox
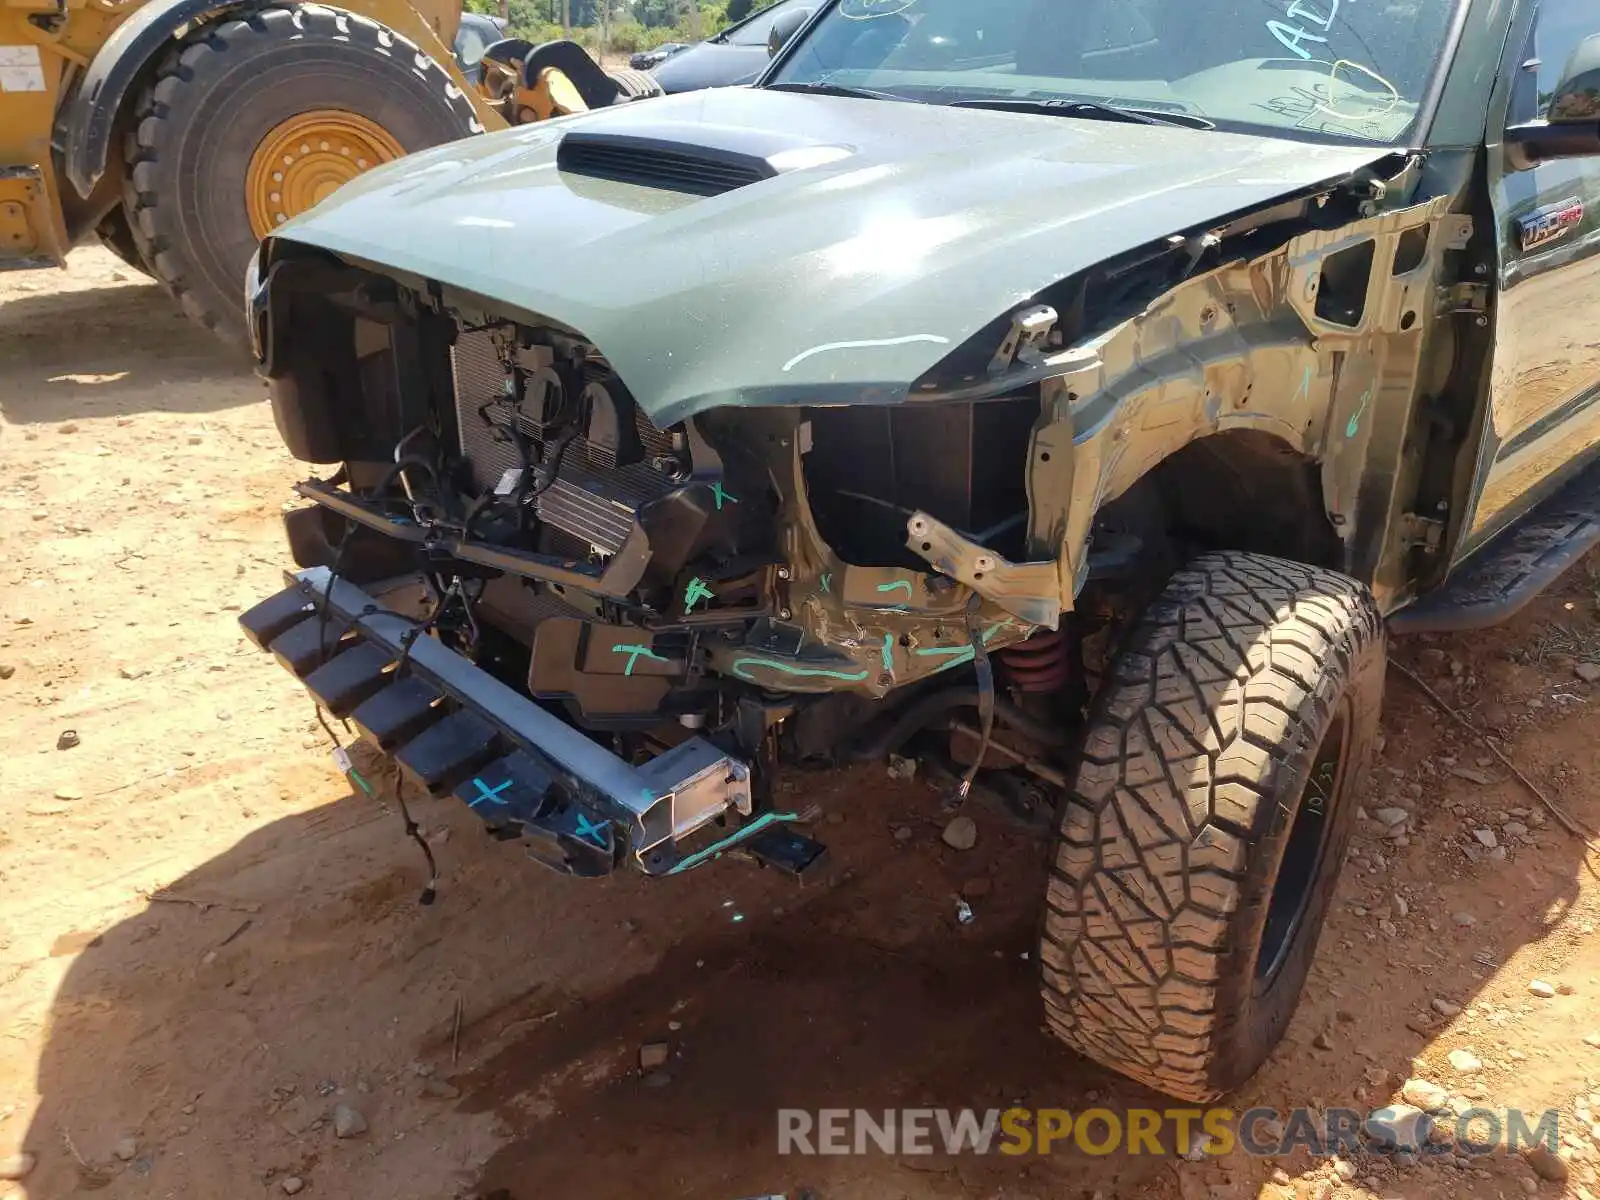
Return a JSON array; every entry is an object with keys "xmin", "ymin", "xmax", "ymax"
[{"xmin": 239, "ymin": 0, "xmax": 1600, "ymax": 1102}]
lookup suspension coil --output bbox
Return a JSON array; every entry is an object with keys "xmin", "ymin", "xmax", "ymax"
[{"xmin": 998, "ymin": 629, "xmax": 1073, "ymax": 693}]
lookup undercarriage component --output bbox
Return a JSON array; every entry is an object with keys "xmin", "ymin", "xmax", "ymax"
[
  {"xmin": 240, "ymin": 568, "xmax": 756, "ymax": 877},
  {"xmin": 996, "ymin": 629, "xmax": 1073, "ymax": 693}
]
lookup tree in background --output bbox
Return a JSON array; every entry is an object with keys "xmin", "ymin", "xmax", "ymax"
[
  {"xmin": 725, "ymin": 0, "xmax": 753, "ymax": 20},
  {"xmin": 465, "ymin": 0, "xmax": 728, "ymax": 50}
]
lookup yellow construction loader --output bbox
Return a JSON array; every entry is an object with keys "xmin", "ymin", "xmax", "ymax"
[{"xmin": 0, "ymin": 0, "xmax": 660, "ymax": 345}]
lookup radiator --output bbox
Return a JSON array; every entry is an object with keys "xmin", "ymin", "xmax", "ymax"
[{"xmin": 451, "ymin": 327, "xmax": 674, "ymax": 556}]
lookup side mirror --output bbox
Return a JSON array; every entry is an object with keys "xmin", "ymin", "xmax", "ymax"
[
  {"xmin": 768, "ymin": 7, "xmax": 813, "ymax": 57},
  {"xmin": 1550, "ymin": 33, "xmax": 1600, "ymax": 123},
  {"xmin": 1505, "ymin": 34, "xmax": 1600, "ymax": 167}
]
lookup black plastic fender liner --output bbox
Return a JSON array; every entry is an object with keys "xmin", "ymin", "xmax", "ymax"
[{"xmin": 61, "ymin": 0, "xmax": 240, "ymax": 198}]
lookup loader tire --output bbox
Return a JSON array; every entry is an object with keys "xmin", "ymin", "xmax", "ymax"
[
  {"xmin": 605, "ymin": 66, "xmax": 665, "ymax": 101},
  {"xmin": 123, "ymin": 4, "xmax": 481, "ymax": 349},
  {"xmin": 1039, "ymin": 551, "xmax": 1385, "ymax": 1102},
  {"xmin": 95, "ymin": 206, "xmax": 152, "ymax": 277}
]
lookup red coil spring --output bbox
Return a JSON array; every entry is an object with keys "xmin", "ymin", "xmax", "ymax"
[{"xmin": 997, "ymin": 629, "xmax": 1072, "ymax": 693}]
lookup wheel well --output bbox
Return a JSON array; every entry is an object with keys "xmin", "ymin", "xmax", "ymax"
[{"xmin": 1099, "ymin": 430, "xmax": 1341, "ymax": 572}]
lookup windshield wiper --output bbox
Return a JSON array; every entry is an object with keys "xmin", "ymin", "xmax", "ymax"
[
  {"xmin": 765, "ymin": 80, "xmax": 921, "ymax": 104},
  {"xmin": 950, "ymin": 97, "xmax": 1214, "ymax": 130}
]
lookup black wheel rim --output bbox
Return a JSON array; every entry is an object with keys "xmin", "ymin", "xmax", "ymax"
[{"xmin": 1255, "ymin": 702, "xmax": 1350, "ymax": 985}]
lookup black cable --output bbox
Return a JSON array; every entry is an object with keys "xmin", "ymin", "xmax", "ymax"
[
  {"xmin": 393, "ymin": 577, "xmax": 461, "ymax": 679},
  {"xmin": 393, "ymin": 786, "xmax": 440, "ymax": 905},
  {"xmin": 528, "ymin": 427, "xmax": 579, "ymax": 501},
  {"xmin": 314, "ymin": 519, "xmax": 356, "ymax": 671},
  {"xmin": 953, "ymin": 596, "xmax": 998, "ymax": 808},
  {"xmin": 312, "ymin": 700, "xmax": 439, "ymax": 905}
]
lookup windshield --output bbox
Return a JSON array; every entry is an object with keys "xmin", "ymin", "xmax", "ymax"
[{"xmin": 766, "ymin": 0, "xmax": 1462, "ymax": 145}]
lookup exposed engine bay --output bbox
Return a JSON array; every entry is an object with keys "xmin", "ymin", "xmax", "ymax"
[{"xmin": 248, "ymin": 251, "xmax": 1138, "ymax": 874}]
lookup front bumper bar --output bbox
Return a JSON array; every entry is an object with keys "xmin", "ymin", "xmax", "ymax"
[{"xmin": 238, "ymin": 567, "xmax": 753, "ymax": 877}]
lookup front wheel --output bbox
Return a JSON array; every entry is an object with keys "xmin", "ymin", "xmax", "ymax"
[
  {"xmin": 1039, "ymin": 551, "xmax": 1385, "ymax": 1101},
  {"xmin": 123, "ymin": 4, "xmax": 482, "ymax": 348}
]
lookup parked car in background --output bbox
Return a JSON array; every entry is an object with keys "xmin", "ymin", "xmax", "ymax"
[
  {"xmin": 650, "ymin": 0, "xmax": 812, "ymax": 93},
  {"xmin": 630, "ymin": 42, "xmax": 690, "ymax": 70}
]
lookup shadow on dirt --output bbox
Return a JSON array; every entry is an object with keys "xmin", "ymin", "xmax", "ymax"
[
  {"xmin": 14, "ymin": 658, "xmax": 1599, "ymax": 1199},
  {"xmin": 0, "ymin": 277, "xmax": 256, "ymax": 423}
]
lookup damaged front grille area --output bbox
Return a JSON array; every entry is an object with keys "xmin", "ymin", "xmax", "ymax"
[{"xmin": 451, "ymin": 326, "xmax": 680, "ymax": 557}]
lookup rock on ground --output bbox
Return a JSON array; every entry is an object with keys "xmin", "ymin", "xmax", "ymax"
[
  {"xmin": 1447, "ymin": 1049, "xmax": 1483, "ymax": 1073},
  {"xmin": 1366, "ymin": 1105, "xmax": 1431, "ymax": 1151},
  {"xmin": 1523, "ymin": 1144, "xmax": 1569, "ymax": 1183},
  {"xmin": 331, "ymin": 1104, "xmax": 367, "ymax": 1138},
  {"xmin": 941, "ymin": 816, "xmax": 978, "ymax": 851},
  {"xmin": 1402, "ymin": 1078, "xmax": 1451, "ymax": 1110}
]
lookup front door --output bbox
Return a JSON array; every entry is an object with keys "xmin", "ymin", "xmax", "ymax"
[{"xmin": 1464, "ymin": 0, "xmax": 1600, "ymax": 554}]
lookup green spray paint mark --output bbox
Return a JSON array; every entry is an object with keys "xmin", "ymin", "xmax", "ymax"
[
  {"xmin": 912, "ymin": 625, "xmax": 1008, "ymax": 674},
  {"xmin": 683, "ymin": 577, "xmax": 716, "ymax": 612},
  {"xmin": 710, "ymin": 482, "xmax": 739, "ymax": 511},
  {"xmin": 881, "ymin": 634, "xmax": 895, "ymax": 672},
  {"xmin": 916, "ymin": 644, "xmax": 976, "ymax": 672},
  {"xmin": 730, "ymin": 658, "xmax": 870, "ymax": 684},
  {"xmin": 877, "ymin": 580, "xmax": 914, "ymax": 599},
  {"xmin": 1346, "ymin": 389, "xmax": 1372, "ymax": 438},
  {"xmin": 613, "ymin": 643, "xmax": 669, "ymax": 676},
  {"xmin": 1293, "ymin": 364, "xmax": 1314, "ymax": 404},
  {"xmin": 666, "ymin": 811, "xmax": 801, "ymax": 876},
  {"xmin": 820, "ymin": 573, "xmax": 832, "ymax": 595}
]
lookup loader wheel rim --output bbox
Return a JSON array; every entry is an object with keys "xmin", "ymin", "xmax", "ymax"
[
  {"xmin": 245, "ymin": 111, "xmax": 406, "ymax": 238},
  {"xmin": 1255, "ymin": 702, "xmax": 1350, "ymax": 986}
]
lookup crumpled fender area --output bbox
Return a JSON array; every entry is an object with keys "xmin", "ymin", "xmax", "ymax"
[
  {"xmin": 903, "ymin": 195, "xmax": 1468, "ymax": 618},
  {"xmin": 695, "ymin": 407, "xmax": 1042, "ymax": 699}
]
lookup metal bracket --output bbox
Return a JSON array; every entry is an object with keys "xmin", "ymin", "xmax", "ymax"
[
  {"xmin": 905, "ymin": 512, "xmax": 1062, "ymax": 628},
  {"xmin": 1438, "ymin": 282, "xmax": 1489, "ymax": 316},
  {"xmin": 1397, "ymin": 512, "xmax": 1446, "ymax": 553},
  {"xmin": 988, "ymin": 304, "xmax": 1058, "ymax": 376},
  {"xmin": 1441, "ymin": 215, "xmax": 1476, "ymax": 251}
]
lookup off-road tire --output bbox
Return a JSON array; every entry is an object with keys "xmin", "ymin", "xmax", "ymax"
[
  {"xmin": 605, "ymin": 66, "xmax": 665, "ymax": 101},
  {"xmin": 1040, "ymin": 552, "xmax": 1385, "ymax": 1101},
  {"xmin": 122, "ymin": 4, "xmax": 481, "ymax": 349}
]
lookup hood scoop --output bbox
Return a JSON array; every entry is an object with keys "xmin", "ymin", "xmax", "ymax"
[
  {"xmin": 558, "ymin": 130, "xmax": 776, "ymax": 197},
  {"xmin": 557, "ymin": 121, "xmax": 854, "ymax": 197}
]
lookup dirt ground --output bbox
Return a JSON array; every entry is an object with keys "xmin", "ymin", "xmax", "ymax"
[{"xmin": 4, "ymin": 249, "xmax": 1600, "ymax": 1200}]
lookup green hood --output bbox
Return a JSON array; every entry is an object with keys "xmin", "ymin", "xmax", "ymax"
[{"xmin": 274, "ymin": 88, "xmax": 1389, "ymax": 424}]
